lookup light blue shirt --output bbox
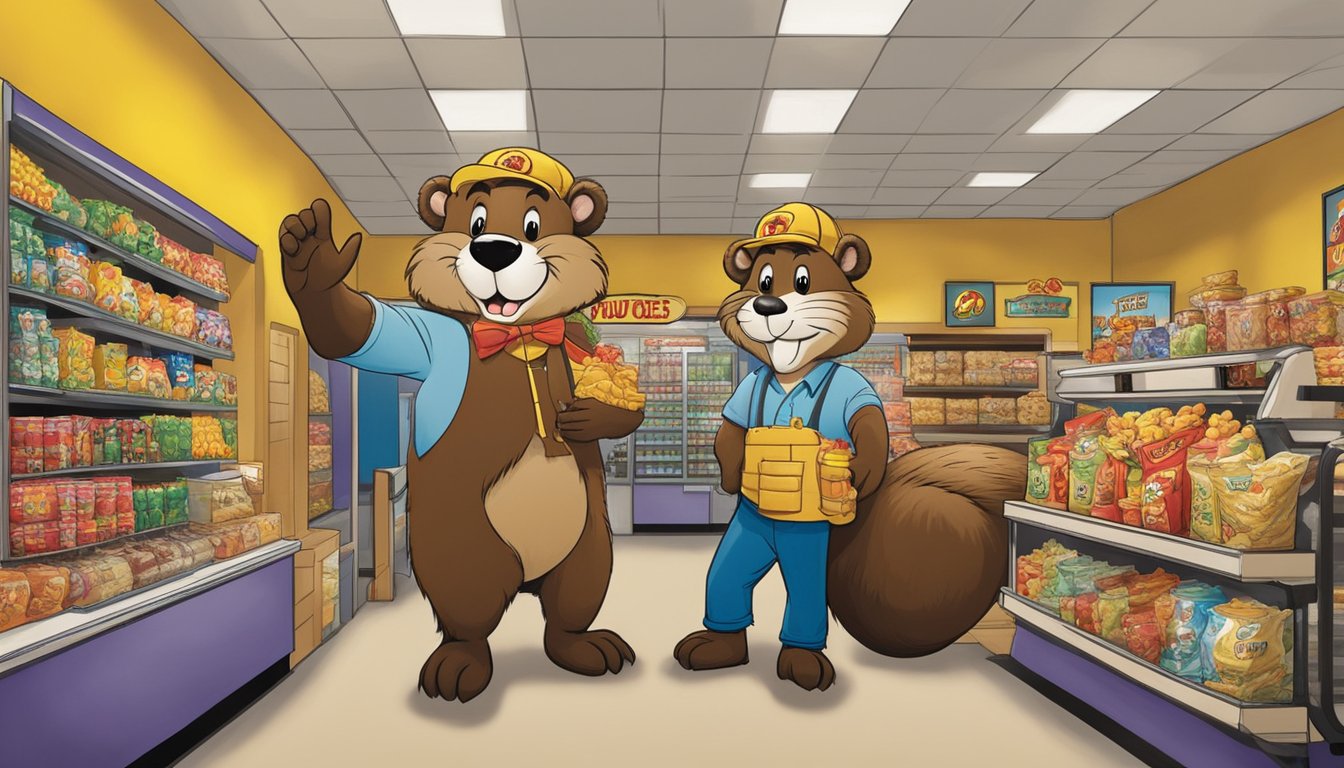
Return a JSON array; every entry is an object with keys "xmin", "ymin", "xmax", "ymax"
[{"xmin": 338, "ymin": 296, "xmax": 469, "ymax": 458}]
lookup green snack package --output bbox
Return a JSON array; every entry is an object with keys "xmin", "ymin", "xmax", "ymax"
[
  {"xmin": 145, "ymin": 484, "xmax": 165, "ymax": 529},
  {"xmin": 132, "ymin": 486, "xmax": 148, "ymax": 531},
  {"xmin": 1068, "ymin": 434, "xmax": 1107, "ymax": 515}
]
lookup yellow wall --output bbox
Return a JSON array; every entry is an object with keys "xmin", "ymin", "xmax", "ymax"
[
  {"xmin": 1113, "ymin": 109, "xmax": 1344, "ymax": 302},
  {"xmin": 355, "ymin": 219, "xmax": 1111, "ymax": 348},
  {"xmin": 0, "ymin": 0, "xmax": 366, "ymax": 460}
]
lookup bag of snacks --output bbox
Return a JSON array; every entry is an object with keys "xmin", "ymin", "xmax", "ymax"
[
  {"xmin": 1226, "ymin": 298, "xmax": 1269, "ymax": 351},
  {"xmin": 195, "ymin": 308, "xmax": 232, "ymax": 350},
  {"xmin": 933, "ymin": 351, "xmax": 963, "ymax": 386},
  {"xmin": 1028, "ymin": 437, "xmax": 1071, "ymax": 509},
  {"xmin": 1131, "ymin": 327, "xmax": 1170, "ymax": 360},
  {"xmin": 1124, "ymin": 611, "xmax": 1163, "ymax": 664},
  {"xmin": 145, "ymin": 358, "xmax": 171, "ymax": 399},
  {"xmin": 1315, "ymin": 347, "xmax": 1344, "ymax": 385},
  {"xmin": 1017, "ymin": 392, "xmax": 1050, "ymax": 425},
  {"xmin": 60, "ymin": 553, "xmax": 132, "ymax": 608},
  {"xmin": 9, "ymin": 417, "xmax": 44, "ymax": 475},
  {"xmin": 126, "ymin": 357, "xmax": 151, "ymax": 396},
  {"xmin": 130, "ymin": 280, "xmax": 161, "ymax": 327},
  {"xmin": 1137, "ymin": 426, "xmax": 1204, "ymax": 536},
  {"xmin": 16, "ymin": 564, "xmax": 70, "ymax": 619},
  {"xmin": 1170, "ymin": 323, "xmax": 1207, "ymax": 358},
  {"xmin": 114, "ymin": 276, "xmax": 139, "ymax": 322},
  {"xmin": 186, "ymin": 474, "xmax": 255, "ymax": 523},
  {"xmin": 165, "ymin": 480, "xmax": 189, "ymax": 525},
  {"xmin": 193, "ymin": 364, "xmax": 219, "ymax": 402},
  {"xmin": 42, "ymin": 417, "xmax": 72, "ymax": 472},
  {"xmin": 978, "ymin": 396, "xmax": 1017, "ymax": 425},
  {"xmin": 36, "ymin": 319, "xmax": 58, "ymax": 390},
  {"xmin": 1160, "ymin": 581, "xmax": 1227, "ymax": 681},
  {"xmin": 159, "ymin": 353, "xmax": 195, "ymax": 400},
  {"xmin": 909, "ymin": 397, "xmax": 945, "ymax": 426},
  {"xmin": 908, "ymin": 351, "xmax": 935, "ymax": 386},
  {"xmin": 46, "ymin": 237, "xmax": 94, "ymax": 303},
  {"xmin": 0, "ymin": 568, "xmax": 32, "ymax": 631},
  {"xmin": 1203, "ymin": 299, "xmax": 1236, "ymax": 353},
  {"xmin": 1002, "ymin": 358, "xmax": 1039, "ymax": 387},
  {"xmin": 1289, "ymin": 290, "xmax": 1344, "ymax": 347},
  {"xmin": 1213, "ymin": 452, "xmax": 1309, "ymax": 551},
  {"xmin": 155, "ymin": 232, "xmax": 193, "ymax": 274},
  {"xmin": 1202, "ymin": 599, "xmax": 1293, "ymax": 703},
  {"xmin": 166, "ymin": 296, "xmax": 197, "ymax": 338},
  {"xmin": 1068, "ymin": 434, "xmax": 1107, "ymax": 515},
  {"xmin": 945, "ymin": 398, "xmax": 977, "ymax": 425},
  {"xmin": 89, "ymin": 262, "xmax": 123, "ymax": 315},
  {"xmin": 963, "ymin": 351, "xmax": 1008, "ymax": 387},
  {"xmin": 133, "ymin": 219, "xmax": 162, "ymax": 262},
  {"xmin": 9, "ymin": 307, "xmax": 43, "ymax": 386},
  {"xmin": 1092, "ymin": 434, "xmax": 1141, "ymax": 523},
  {"xmin": 217, "ymin": 372, "xmax": 238, "ymax": 406},
  {"xmin": 190, "ymin": 252, "xmax": 230, "ymax": 296},
  {"xmin": 52, "ymin": 327, "xmax": 95, "ymax": 390},
  {"xmin": 93, "ymin": 342, "xmax": 128, "ymax": 391}
]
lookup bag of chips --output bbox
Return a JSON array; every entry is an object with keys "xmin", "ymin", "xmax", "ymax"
[
  {"xmin": 1160, "ymin": 581, "xmax": 1227, "ymax": 681},
  {"xmin": 1137, "ymin": 427, "xmax": 1203, "ymax": 536},
  {"xmin": 9, "ymin": 307, "xmax": 43, "ymax": 386},
  {"xmin": 52, "ymin": 327, "xmax": 95, "ymax": 390},
  {"xmin": 159, "ymin": 353, "xmax": 195, "ymax": 400},
  {"xmin": 1213, "ymin": 452, "xmax": 1309, "ymax": 551},
  {"xmin": 93, "ymin": 342, "xmax": 129, "ymax": 391},
  {"xmin": 1068, "ymin": 434, "xmax": 1107, "ymax": 515},
  {"xmin": 90, "ymin": 261, "xmax": 123, "ymax": 314},
  {"xmin": 1202, "ymin": 598, "xmax": 1293, "ymax": 703}
]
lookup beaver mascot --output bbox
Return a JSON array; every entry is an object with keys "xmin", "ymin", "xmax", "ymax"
[
  {"xmin": 673, "ymin": 203, "xmax": 1025, "ymax": 691},
  {"xmin": 279, "ymin": 149, "xmax": 643, "ymax": 703}
]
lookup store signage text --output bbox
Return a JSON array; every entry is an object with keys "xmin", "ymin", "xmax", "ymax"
[
  {"xmin": 586, "ymin": 294, "xmax": 688, "ymax": 324},
  {"xmin": 1004, "ymin": 294, "xmax": 1073, "ymax": 318},
  {"xmin": 1115, "ymin": 292, "xmax": 1150, "ymax": 313}
]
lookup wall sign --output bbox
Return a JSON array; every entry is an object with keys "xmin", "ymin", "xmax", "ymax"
[
  {"xmin": 944, "ymin": 282, "xmax": 996, "ymax": 328},
  {"xmin": 1090, "ymin": 282, "xmax": 1174, "ymax": 348},
  {"xmin": 1325, "ymin": 183, "xmax": 1344, "ymax": 290},
  {"xmin": 1004, "ymin": 277, "xmax": 1073, "ymax": 318},
  {"xmin": 585, "ymin": 294, "xmax": 687, "ymax": 324}
]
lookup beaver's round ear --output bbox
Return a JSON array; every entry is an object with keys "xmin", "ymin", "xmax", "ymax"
[
  {"xmin": 724, "ymin": 245, "xmax": 754, "ymax": 284},
  {"xmin": 833, "ymin": 233, "xmax": 871, "ymax": 281},
  {"xmin": 567, "ymin": 179, "xmax": 608, "ymax": 237},
  {"xmin": 417, "ymin": 176, "xmax": 452, "ymax": 231}
]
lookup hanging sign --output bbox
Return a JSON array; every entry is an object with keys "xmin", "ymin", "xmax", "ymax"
[
  {"xmin": 585, "ymin": 294, "xmax": 688, "ymax": 324},
  {"xmin": 1004, "ymin": 277, "xmax": 1073, "ymax": 318}
]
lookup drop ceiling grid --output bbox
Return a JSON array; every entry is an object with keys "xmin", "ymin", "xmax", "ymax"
[{"xmin": 157, "ymin": 0, "xmax": 1344, "ymax": 235}]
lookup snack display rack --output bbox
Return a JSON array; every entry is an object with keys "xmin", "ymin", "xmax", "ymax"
[
  {"xmin": 1001, "ymin": 345, "xmax": 1344, "ymax": 764},
  {"xmin": 0, "ymin": 84, "xmax": 298, "ymax": 767}
]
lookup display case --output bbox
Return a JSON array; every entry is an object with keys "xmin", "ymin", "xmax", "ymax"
[
  {"xmin": 1001, "ymin": 345, "xmax": 1344, "ymax": 764},
  {"xmin": 833, "ymin": 331, "xmax": 915, "ymax": 460}
]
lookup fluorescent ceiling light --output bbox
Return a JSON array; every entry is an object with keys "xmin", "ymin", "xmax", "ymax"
[
  {"xmin": 1027, "ymin": 90, "xmax": 1159, "ymax": 134},
  {"xmin": 779, "ymin": 0, "xmax": 912, "ymax": 35},
  {"xmin": 968, "ymin": 172, "xmax": 1038, "ymax": 188},
  {"xmin": 762, "ymin": 90, "xmax": 857, "ymax": 134},
  {"xmin": 388, "ymin": 0, "xmax": 505, "ymax": 36},
  {"xmin": 750, "ymin": 173, "xmax": 812, "ymax": 189},
  {"xmin": 431, "ymin": 90, "xmax": 527, "ymax": 131}
]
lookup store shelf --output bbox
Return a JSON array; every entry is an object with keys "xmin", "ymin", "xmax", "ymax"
[
  {"xmin": 1064, "ymin": 389, "xmax": 1267, "ymax": 403},
  {"xmin": 2, "ymin": 522, "xmax": 188, "ymax": 564},
  {"xmin": 42, "ymin": 313, "xmax": 233, "ymax": 361},
  {"xmin": 8, "ymin": 383, "xmax": 236, "ymax": 412},
  {"xmin": 1300, "ymin": 386, "xmax": 1344, "ymax": 402},
  {"xmin": 10, "ymin": 197, "xmax": 229, "ymax": 303},
  {"xmin": 13, "ymin": 459, "xmax": 221, "ymax": 480},
  {"xmin": 1059, "ymin": 347, "xmax": 1305, "ymax": 378},
  {"xmin": 0, "ymin": 539, "xmax": 299, "ymax": 676},
  {"xmin": 1005, "ymin": 500, "xmax": 1315, "ymax": 582},
  {"xmin": 905, "ymin": 386, "xmax": 1038, "ymax": 397},
  {"xmin": 1000, "ymin": 590, "xmax": 1310, "ymax": 743}
]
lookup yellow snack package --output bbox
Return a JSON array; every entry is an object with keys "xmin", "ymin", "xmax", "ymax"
[
  {"xmin": 1203, "ymin": 598, "xmax": 1293, "ymax": 703},
  {"xmin": 92, "ymin": 343, "xmax": 129, "ymax": 391},
  {"xmin": 1212, "ymin": 452, "xmax": 1309, "ymax": 551}
]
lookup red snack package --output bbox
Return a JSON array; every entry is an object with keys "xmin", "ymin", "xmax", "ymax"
[
  {"xmin": 70, "ymin": 415, "xmax": 93, "ymax": 468},
  {"xmin": 1136, "ymin": 427, "xmax": 1203, "ymax": 536},
  {"xmin": 10, "ymin": 521, "xmax": 61, "ymax": 557},
  {"xmin": 1075, "ymin": 592, "xmax": 1101, "ymax": 635},
  {"xmin": 74, "ymin": 480, "xmax": 97, "ymax": 545},
  {"xmin": 1120, "ymin": 497, "xmax": 1142, "ymax": 527},
  {"xmin": 54, "ymin": 480, "xmax": 78, "ymax": 550},
  {"xmin": 1123, "ymin": 610, "xmax": 1163, "ymax": 664},
  {"xmin": 9, "ymin": 480, "xmax": 57, "ymax": 525},
  {"xmin": 115, "ymin": 476, "xmax": 134, "ymax": 537},
  {"xmin": 43, "ymin": 416, "xmax": 73, "ymax": 472},
  {"xmin": 9, "ymin": 417, "xmax": 43, "ymax": 475},
  {"xmin": 93, "ymin": 479, "xmax": 119, "ymax": 542}
]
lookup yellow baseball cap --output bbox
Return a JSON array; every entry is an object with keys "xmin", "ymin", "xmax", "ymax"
[
  {"xmin": 448, "ymin": 148, "xmax": 575, "ymax": 199},
  {"xmin": 729, "ymin": 202, "xmax": 842, "ymax": 255}
]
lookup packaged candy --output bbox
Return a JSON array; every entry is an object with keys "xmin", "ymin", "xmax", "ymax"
[
  {"xmin": 52, "ymin": 327, "xmax": 95, "ymax": 390},
  {"xmin": 159, "ymin": 353, "xmax": 195, "ymax": 399},
  {"xmin": 93, "ymin": 342, "xmax": 129, "ymax": 391},
  {"xmin": 1170, "ymin": 323, "xmax": 1207, "ymax": 358},
  {"xmin": 133, "ymin": 219, "xmax": 162, "ymax": 263},
  {"xmin": 9, "ymin": 417, "xmax": 45, "ymax": 475},
  {"xmin": 1289, "ymin": 290, "xmax": 1344, "ymax": 347},
  {"xmin": 9, "ymin": 306, "xmax": 44, "ymax": 386},
  {"xmin": 1160, "ymin": 581, "xmax": 1227, "ymax": 681},
  {"xmin": 1226, "ymin": 298, "xmax": 1269, "ymax": 351},
  {"xmin": 155, "ymin": 232, "xmax": 194, "ymax": 275},
  {"xmin": 1213, "ymin": 452, "xmax": 1309, "ymax": 551},
  {"xmin": 167, "ymin": 296, "xmax": 198, "ymax": 338},
  {"xmin": 1315, "ymin": 347, "xmax": 1344, "ymax": 385},
  {"xmin": 115, "ymin": 275, "xmax": 139, "ymax": 322},
  {"xmin": 195, "ymin": 308, "xmax": 233, "ymax": 350},
  {"xmin": 1130, "ymin": 326, "xmax": 1170, "ymax": 360},
  {"xmin": 129, "ymin": 280, "xmax": 161, "ymax": 328},
  {"xmin": 1068, "ymin": 434, "xmax": 1106, "ymax": 515},
  {"xmin": 90, "ymin": 261, "xmax": 123, "ymax": 314},
  {"xmin": 190, "ymin": 251, "xmax": 230, "ymax": 296},
  {"xmin": 42, "ymin": 416, "xmax": 73, "ymax": 472},
  {"xmin": 1137, "ymin": 427, "xmax": 1204, "ymax": 536},
  {"xmin": 27, "ymin": 253, "xmax": 52, "ymax": 294},
  {"xmin": 193, "ymin": 364, "xmax": 219, "ymax": 403},
  {"xmin": 216, "ymin": 372, "xmax": 238, "ymax": 406},
  {"xmin": 1204, "ymin": 299, "xmax": 1235, "ymax": 353},
  {"xmin": 1202, "ymin": 598, "xmax": 1293, "ymax": 703}
]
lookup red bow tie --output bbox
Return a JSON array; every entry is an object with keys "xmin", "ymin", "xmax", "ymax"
[{"xmin": 472, "ymin": 317, "xmax": 571, "ymax": 359}]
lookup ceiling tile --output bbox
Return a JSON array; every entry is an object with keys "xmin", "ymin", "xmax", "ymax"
[
  {"xmin": 810, "ymin": 169, "xmax": 886, "ymax": 187},
  {"xmin": 394, "ymin": 176, "xmax": 428, "ymax": 199},
  {"xmin": 1178, "ymin": 39, "xmax": 1344, "ymax": 90},
  {"xmin": 200, "ymin": 38, "xmax": 324, "ymax": 89},
  {"xmin": 880, "ymin": 169, "xmax": 966, "ymax": 187},
  {"xmin": 1121, "ymin": 0, "xmax": 1344, "ymax": 37},
  {"xmin": 871, "ymin": 188, "xmax": 945, "ymax": 206},
  {"xmin": 1079, "ymin": 134, "xmax": 1182, "ymax": 152},
  {"xmin": 296, "ymin": 39, "xmax": 421, "ymax": 89},
  {"xmin": 660, "ymin": 219, "xmax": 737, "ymax": 234},
  {"xmin": 357, "ymin": 216, "xmax": 430, "ymax": 235},
  {"xmin": 749, "ymin": 134, "xmax": 833, "ymax": 154},
  {"xmin": 922, "ymin": 206, "xmax": 988, "ymax": 218},
  {"xmin": 1052, "ymin": 206, "xmax": 1117, "ymax": 219},
  {"xmin": 606, "ymin": 202, "xmax": 659, "ymax": 218},
  {"xmin": 660, "ymin": 202, "xmax": 738, "ymax": 218},
  {"xmin": 348, "ymin": 201, "xmax": 416, "ymax": 217},
  {"xmin": 971, "ymin": 153, "xmax": 1064, "ymax": 171},
  {"xmin": 825, "ymin": 205, "xmax": 870, "ymax": 218},
  {"xmin": 289, "ymin": 129, "xmax": 372, "ymax": 155},
  {"xmin": 1098, "ymin": 162, "xmax": 1206, "ymax": 185},
  {"xmin": 664, "ymin": 0, "xmax": 784, "ymax": 36},
  {"xmin": 826, "ymin": 134, "xmax": 913, "ymax": 154},
  {"xmin": 820, "ymin": 154, "xmax": 896, "ymax": 170},
  {"xmin": 982, "ymin": 205, "xmax": 1063, "ymax": 218},
  {"xmin": 1061, "ymin": 39, "xmax": 1240, "ymax": 88},
  {"xmin": 533, "ymin": 91, "xmax": 662, "ymax": 133},
  {"xmin": 661, "ymin": 176, "xmax": 739, "ymax": 200},
  {"xmin": 1106, "ymin": 90, "xmax": 1257, "ymax": 133},
  {"xmin": 735, "ymin": 203, "xmax": 776, "ymax": 219},
  {"xmin": 987, "ymin": 133, "xmax": 1089, "ymax": 153},
  {"xmin": 365, "ymin": 130, "xmax": 455, "ymax": 154},
  {"xmin": 1000, "ymin": 187, "xmax": 1083, "ymax": 206},
  {"xmin": 1004, "ymin": 0, "xmax": 1151, "ymax": 37},
  {"xmin": 666, "ymin": 39, "xmax": 773, "ymax": 89},
  {"xmin": 736, "ymin": 188, "xmax": 805, "ymax": 205},
  {"xmin": 733, "ymin": 216, "xmax": 765, "ymax": 231},
  {"xmin": 162, "ymin": 0, "xmax": 286, "ymax": 38},
  {"xmin": 450, "ymin": 132, "xmax": 537, "ymax": 155},
  {"xmin": 839, "ymin": 90, "xmax": 945, "ymax": 133},
  {"xmin": 312, "ymin": 154, "xmax": 388, "ymax": 176},
  {"xmin": 331, "ymin": 176, "xmax": 407, "ymax": 202},
  {"xmin": 1026, "ymin": 178, "xmax": 1096, "ymax": 189},
  {"xmin": 804, "ymin": 188, "xmax": 878, "ymax": 205},
  {"xmin": 919, "ymin": 90, "xmax": 1048, "ymax": 134},
  {"xmin": 1279, "ymin": 54, "xmax": 1344, "ymax": 89},
  {"xmin": 889, "ymin": 153, "xmax": 979, "ymax": 170},
  {"xmin": 252, "ymin": 89, "xmax": 352, "ymax": 129},
  {"xmin": 1143, "ymin": 149, "xmax": 1241, "ymax": 166},
  {"xmin": 1070, "ymin": 188, "xmax": 1160, "ymax": 207},
  {"xmin": 867, "ymin": 205, "xmax": 928, "ymax": 218},
  {"xmin": 541, "ymin": 133, "xmax": 661, "ymax": 154},
  {"xmin": 743, "ymin": 154, "xmax": 820, "ymax": 174},
  {"xmin": 261, "ymin": 0, "xmax": 398, "ymax": 37},
  {"xmin": 764, "ymin": 38, "xmax": 885, "ymax": 88},
  {"xmin": 661, "ymin": 155, "xmax": 743, "ymax": 175},
  {"xmin": 893, "ymin": 0, "xmax": 1033, "ymax": 37},
  {"xmin": 407, "ymin": 39, "xmax": 527, "ymax": 89},
  {"xmin": 381, "ymin": 154, "xmax": 461, "ymax": 178},
  {"xmin": 514, "ymin": 0, "xmax": 662, "ymax": 37},
  {"xmin": 599, "ymin": 176, "xmax": 659, "ymax": 202},
  {"xmin": 1035, "ymin": 151, "xmax": 1148, "ymax": 180},
  {"xmin": 598, "ymin": 219, "xmax": 660, "ymax": 234},
  {"xmin": 936, "ymin": 187, "xmax": 1012, "ymax": 206},
  {"xmin": 1165, "ymin": 134, "xmax": 1276, "ymax": 151},
  {"xmin": 550, "ymin": 154, "xmax": 660, "ymax": 176},
  {"xmin": 955, "ymin": 39, "xmax": 1104, "ymax": 89},
  {"xmin": 1199, "ymin": 90, "xmax": 1344, "ymax": 134},
  {"xmin": 866, "ymin": 39, "xmax": 990, "ymax": 88},
  {"xmin": 904, "ymin": 135, "xmax": 998, "ymax": 153},
  {"xmin": 1093, "ymin": 174, "xmax": 1172, "ymax": 189},
  {"xmin": 668, "ymin": 91, "xmax": 762, "ymax": 134},
  {"xmin": 662, "ymin": 134, "xmax": 753, "ymax": 154},
  {"xmin": 524, "ymin": 38, "xmax": 663, "ymax": 89},
  {"xmin": 337, "ymin": 90, "xmax": 442, "ymax": 132}
]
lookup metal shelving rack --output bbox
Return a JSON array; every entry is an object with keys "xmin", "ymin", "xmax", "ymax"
[{"xmin": 1002, "ymin": 345, "xmax": 1344, "ymax": 763}]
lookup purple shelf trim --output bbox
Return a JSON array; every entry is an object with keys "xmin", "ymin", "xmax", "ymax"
[
  {"xmin": 633, "ymin": 483, "xmax": 710, "ymax": 526},
  {"xmin": 11, "ymin": 89, "xmax": 258, "ymax": 262}
]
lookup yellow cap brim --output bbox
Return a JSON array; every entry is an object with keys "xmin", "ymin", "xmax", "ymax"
[
  {"xmin": 448, "ymin": 164, "xmax": 563, "ymax": 199},
  {"xmin": 728, "ymin": 232, "xmax": 823, "ymax": 253}
]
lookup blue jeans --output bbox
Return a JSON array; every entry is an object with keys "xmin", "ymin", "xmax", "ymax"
[{"xmin": 702, "ymin": 499, "xmax": 831, "ymax": 650}]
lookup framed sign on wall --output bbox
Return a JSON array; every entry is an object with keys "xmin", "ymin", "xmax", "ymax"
[
  {"xmin": 1325, "ymin": 183, "xmax": 1344, "ymax": 290},
  {"xmin": 1090, "ymin": 282, "xmax": 1174, "ymax": 350},
  {"xmin": 944, "ymin": 282, "xmax": 996, "ymax": 328}
]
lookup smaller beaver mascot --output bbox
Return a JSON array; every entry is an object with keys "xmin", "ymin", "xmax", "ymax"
[
  {"xmin": 280, "ymin": 149, "xmax": 642, "ymax": 703},
  {"xmin": 674, "ymin": 204, "xmax": 1026, "ymax": 691}
]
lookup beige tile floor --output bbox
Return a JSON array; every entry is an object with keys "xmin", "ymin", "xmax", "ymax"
[{"xmin": 179, "ymin": 535, "xmax": 1142, "ymax": 768}]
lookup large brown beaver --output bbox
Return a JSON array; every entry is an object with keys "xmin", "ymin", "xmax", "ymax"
[
  {"xmin": 279, "ymin": 148, "xmax": 643, "ymax": 703},
  {"xmin": 674, "ymin": 203, "xmax": 1025, "ymax": 690}
]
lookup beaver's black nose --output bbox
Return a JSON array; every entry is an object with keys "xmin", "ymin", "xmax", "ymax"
[
  {"xmin": 470, "ymin": 237, "xmax": 523, "ymax": 272},
  {"xmin": 753, "ymin": 296, "xmax": 787, "ymax": 316}
]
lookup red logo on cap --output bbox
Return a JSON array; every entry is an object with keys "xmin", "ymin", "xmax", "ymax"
[
  {"xmin": 761, "ymin": 215, "xmax": 790, "ymax": 236},
  {"xmin": 496, "ymin": 152, "xmax": 531, "ymax": 173}
]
